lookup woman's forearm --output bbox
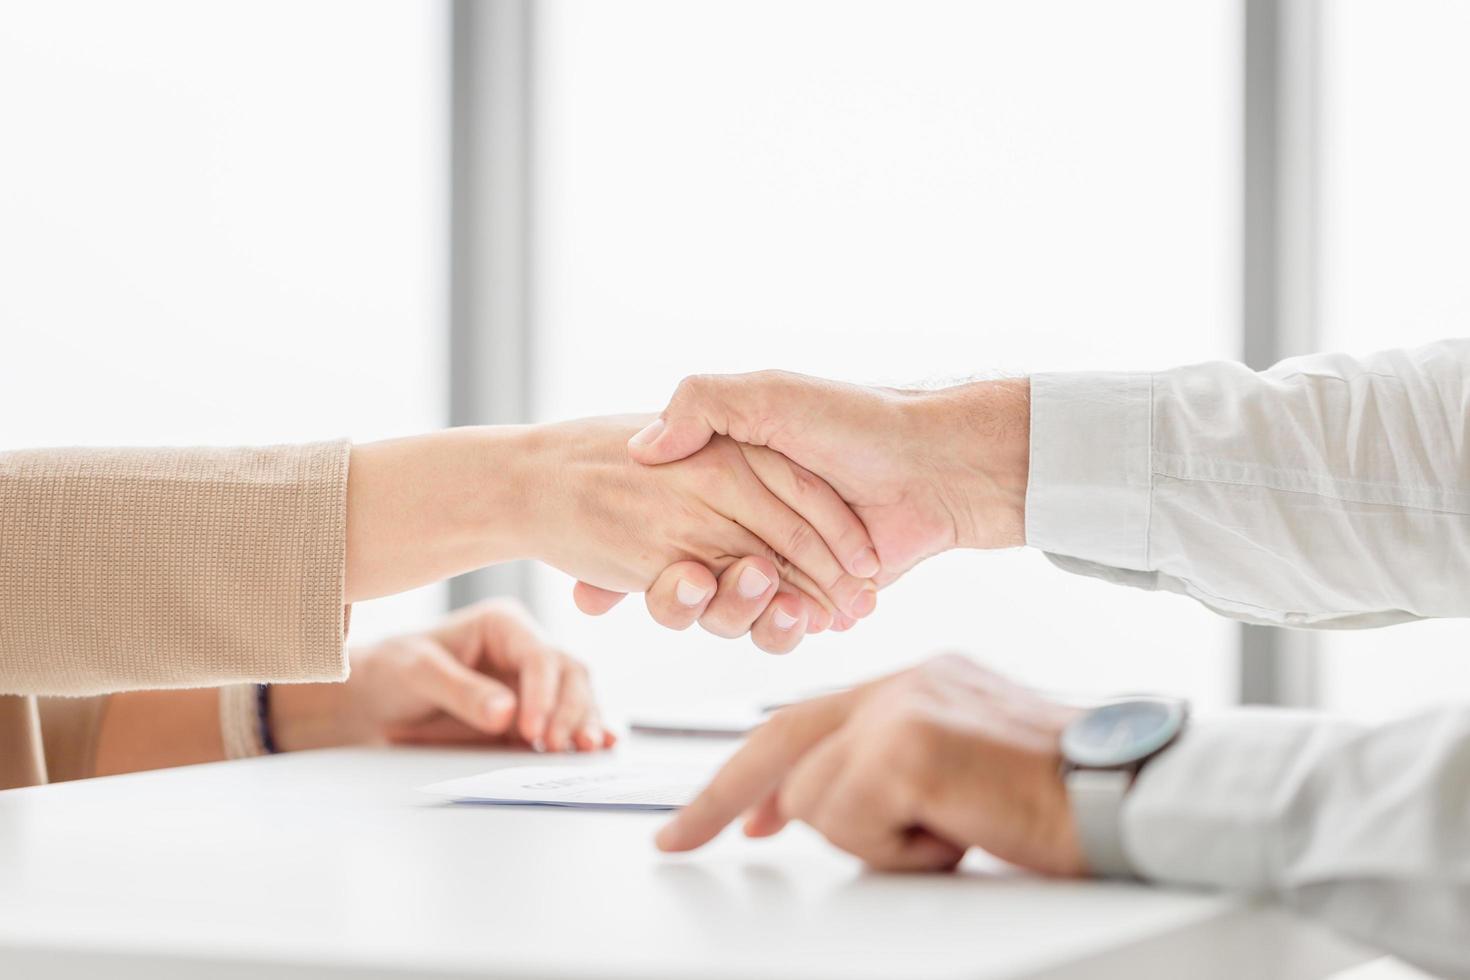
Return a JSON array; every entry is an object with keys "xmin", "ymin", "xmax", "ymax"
[
  {"xmin": 344, "ymin": 426, "xmax": 536, "ymax": 602},
  {"xmin": 94, "ymin": 688, "xmax": 224, "ymax": 775}
]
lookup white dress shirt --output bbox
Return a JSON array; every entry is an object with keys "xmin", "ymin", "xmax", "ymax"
[{"xmin": 1025, "ymin": 340, "xmax": 1470, "ymax": 978}]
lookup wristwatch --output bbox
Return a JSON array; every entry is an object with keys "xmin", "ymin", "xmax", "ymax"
[{"xmin": 1059, "ymin": 696, "xmax": 1189, "ymax": 879}]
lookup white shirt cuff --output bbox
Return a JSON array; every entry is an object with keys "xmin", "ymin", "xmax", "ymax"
[
  {"xmin": 1024, "ymin": 372, "xmax": 1153, "ymax": 570},
  {"xmin": 1121, "ymin": 709, "xmax": 1360, "ymax": 891}
]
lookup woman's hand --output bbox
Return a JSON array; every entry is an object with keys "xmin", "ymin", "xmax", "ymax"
[
  {"xmin": 271, "ymin": 599, "xmax": 615, "ymax": 753},
  {"xmin": 521, "ymin": 416, "xmax": 880, "ymax": 647},
  {"xmin": 343, "ymin": 415, "xmax": 879, "ymax": 652}
]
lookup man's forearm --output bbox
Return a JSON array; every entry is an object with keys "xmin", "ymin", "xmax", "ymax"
[{"xmin": 1024, "ymin": 340, "xmax": 1470, "ymax": 626}]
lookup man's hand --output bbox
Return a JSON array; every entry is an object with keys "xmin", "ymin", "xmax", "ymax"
[
  {"xmin": 655, "ymin": 654, "xmax": 1088, "ymax": 877},
  {"xmin": 271, "ymin": 599, "xmax": 616, "ymax": 753},
  {"xmin": 589, "ymin": 372, "xmax": 1030, "ymax": 646}
]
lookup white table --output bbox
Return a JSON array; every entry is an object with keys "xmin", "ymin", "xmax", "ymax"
[{"xmin": 0, "ymin": 737, "xmax": 1376, "ymax": 979}]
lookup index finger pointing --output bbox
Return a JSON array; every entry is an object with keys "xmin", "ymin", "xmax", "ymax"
[{"xmin": 655, "ymin": 690, "xmax": 859, "ymax": 852}]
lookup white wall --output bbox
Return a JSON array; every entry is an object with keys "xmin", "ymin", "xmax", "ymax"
[
  {"xmin": 0, "ymin": 0, "xmax": 450, "ymax": 643},
  {"xmin": 530, "ymin": 0, "xmax": 1241, "ymax": 717},
  {"xmin": 1316, "ymin": 0, "xmax": 1470, "ymax": 721}
]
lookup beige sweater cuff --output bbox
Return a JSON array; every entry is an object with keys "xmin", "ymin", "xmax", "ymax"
[{"xmin": 0, "ymin": 441, "xmax": 352, "ymax": 696}]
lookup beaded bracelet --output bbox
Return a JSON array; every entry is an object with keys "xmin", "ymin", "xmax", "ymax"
[{"xmin": 254, "ymin": 684, "xmax": 279, "ymax": 755}]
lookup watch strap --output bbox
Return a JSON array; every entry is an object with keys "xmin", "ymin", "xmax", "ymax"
[{"xmin": 1065, "ymin": 768, "xmax": 1136, "ymax": 879}]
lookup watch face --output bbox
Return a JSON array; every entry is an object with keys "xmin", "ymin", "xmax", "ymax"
[{"xmin": 1060, "ymin": 697, "xmax": 1187, "ymax": 769}]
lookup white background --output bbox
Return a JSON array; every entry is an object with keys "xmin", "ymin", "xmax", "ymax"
[{"xmin": 530, "ymin": 0, "xmax": 1241, "ymax": 716}]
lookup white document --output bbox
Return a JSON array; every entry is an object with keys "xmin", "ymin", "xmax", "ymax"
[{"xmin": 418, "ymin": 765, "xmax": 710, "ymax": 811}]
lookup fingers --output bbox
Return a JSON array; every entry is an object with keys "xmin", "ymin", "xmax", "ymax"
[
  {"xmin": 511, "ymin": 644, "xmax": 561, "ymax": 747},
  {"xmin": 740, "ymin": 445, "xmax": 880, "ymax": 579},
  {"xmin": 772, "ymin": 726, "xmax": 966, "ymax": 872},
  {"xmin": 420, "ymin": 598, "xmax": 615, "ymax": 753},
  {"xmin": 643, "ymin": 561, "xmax": 718, "ymax": 631},
  {"xmin": 714, "ymin": 466, "xmax": 876, "ymax": 621},
  {"xmin": 696, "ymin": 557, "xmax": 780, "ymax": 639},
  {"xmin": 403, "ymin": 640, "xmax": 519, "ymax": 737},
  {"xmin": 646, "ymin": 559, "xmax": 825, "ymax": 651},
  {"xmin": 656, "ymin": 690, "xmax": 858, "ymax": 852},
  {"xmin": 470, "ymin": 603, "xmax": 565, "ymax": 746},
  {"xmin": 573, "ymin": 582, "xmax": 627, "ymax": 616},
  {"xmin": 748, "ymin": 588, "xmax": 809, "ymax": 654},
  {"xmin": 545, "ymin": 659, "xmax": 596, "ymax": 753},
  {"xmin": 792, "ymin": 755, "xmax": 965, "ymax": 872},
  {"xmin": 629, "ymin": 371, "xmax": 801, "ymax": 465},
  {"xmin": 741, "ymin": 790, "xmax": 787, "ymax": 838}
]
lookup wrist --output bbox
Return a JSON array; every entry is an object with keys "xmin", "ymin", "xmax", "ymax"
[
  {"xmin": 269, "ymin": 679, "xmax": 361, "ymax": 752},
  {"xmin": 906, "ymin": 379, "xmax": 1030, "ymax": 550},
  {"xmin": 1034, "ymin": 759, "xmax": 1089, "ymax": 877},
  {"xmin": 465, "ymin": 424, "xmax": 545, "ymax": 564}
]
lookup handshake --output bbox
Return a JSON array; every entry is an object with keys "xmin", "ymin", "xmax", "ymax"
[{"xmin": 533, "ymin": 371, "xmax": 1032, "ymax": 651}]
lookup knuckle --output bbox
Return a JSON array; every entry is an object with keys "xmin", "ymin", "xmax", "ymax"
[
  {"xmin": 788, "ymin": 463, "xmax": 826, "ymax": 500},
  {"xmin": 930, "ymin": 651, "xmax": 972, "ymax": 671},
  {"xmin": 762, "ymin": 705, "xmax": 802, "ymax": 740},
  {"xmin": 757, "ymin": 543, "xmax": 794, "ymax": 579},
  {"xmin": 404, "ymin": 643, "xmax": 441, "ymax": 676},
  {"xmin": 776, "ymin": 784, "xmax": 808, "ymax": 823},
  {"xmin": 673, "ymin": 373, "xmax": 715, "ymax": 405},
  {"xmin": 782, "ymin": 520, "xmax": 816, "ymax": 560}
]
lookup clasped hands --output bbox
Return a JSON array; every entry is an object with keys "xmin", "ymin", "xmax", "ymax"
[{"xmin": 567, "ymin": 372, "xmax": 1031, "ymax": 653}]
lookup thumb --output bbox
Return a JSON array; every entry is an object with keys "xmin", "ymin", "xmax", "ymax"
[
  {"xmin": 572, "ymin": 581, "xmax": 627, "ymax": 615},
  {"xmin": 628, "ymin": 371, "xmax": 791, "ymax": 464}
]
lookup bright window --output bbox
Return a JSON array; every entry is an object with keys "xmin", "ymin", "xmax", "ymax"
[{"xmin": 0, "ymin": 0, "xmax": 450, "ymax": 641}]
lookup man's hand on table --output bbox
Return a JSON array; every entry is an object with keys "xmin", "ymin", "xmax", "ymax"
[
  {"xmin": 271, "ymin": 598, "xmax": 616, "ymax": 754},
  {"xmin": 655, "ymin": 654, "xmax": 1088, "ymax": 878},
  {"xmin": 585, "ymin": 372, "xmax": 1032, "ymax": 650}
]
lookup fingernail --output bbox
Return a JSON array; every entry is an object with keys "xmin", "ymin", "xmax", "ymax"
[
  {"xmin": 851, "ymin": 586, "xmax": 877, "ymax": 618},
  {"xmin": 583, "ymin": 725, "xmax": 603, "ymax": 747},
  {"xmin": 851, "ymin": 547, "xmax": 880, "ymax": 578},
  {"xmin": 531, "ymin": 737, "xmax": 547, "ymax": 753},
  {"xmin": 676, "ymin": 579, "xmax": 709, "ymax": 607},
  {"xmin": 737, "ymin": 566, "xmax": 772, "ymax": 599},
  {"xmin": 772, "ymin": 607, "xmax": 799, "ymax": 631},
  {"xmin": 629, "ymin": 418, "xmax": 665, "ymax": 446}
]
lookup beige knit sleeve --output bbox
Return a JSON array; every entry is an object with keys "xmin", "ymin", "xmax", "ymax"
[{"xmin": 0, "ymin": 442, "xmax": 352, "ymax": 697}]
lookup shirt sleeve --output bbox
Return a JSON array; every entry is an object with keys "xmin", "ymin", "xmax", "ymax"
[
  {"xmin": 1025, "ymin": 340, "xmax": 1470, "ymax": 627},
  {"xmin": 1122, "ymin": 707, "xmax": 1470, "ymax": 978},
  {"xmin": 0, "ymin": 442, "xmax": 352, "ymax": 696}
]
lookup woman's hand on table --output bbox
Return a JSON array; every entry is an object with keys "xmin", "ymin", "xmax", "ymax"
[{"xmin": 271, "ymin": 599, "xmax": 615, "ymax": 754}]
